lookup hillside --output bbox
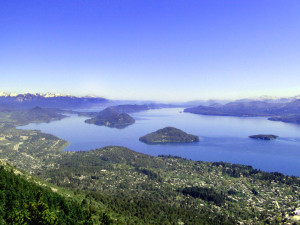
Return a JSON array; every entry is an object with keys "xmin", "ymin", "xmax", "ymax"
[
  {"xmin": 85, "ymin": 107, "xmax": 135, "ymax": 128},
  {"xmin": 0, "ymin": 108, "xmax": 69, "ymax": 173},
  {"xmin": 1, "ymin": 133, "xmax": 300, "ymax": 224},
  {"xmin": 10, "ymin": 106, "xmax": 67, "ymax": 125},
  {"xmin": 139, "ymin": 127, "xmax": 200, "ymax": 144},
  {"xmin": 36, "ymin": 146, "xmax": 300, "ymax": 224},
  {"xmin": 0, "ymin": 161, "xmax": 92, "ymax": 224},
  {"xmin": 0, "ymin": 106, "xmax": 67, "ymax": 126}
]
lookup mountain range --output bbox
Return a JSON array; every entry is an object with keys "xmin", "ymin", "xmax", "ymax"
[
  {"xmin": 0, "ymin": 92, "xmax": 110, "ymax": 109},
  {"xmin": 184, "ymin": 99, "xmax": 300, "ymax": 118},
  {"xmin": 1, "ymin": 91, "xmax": 300, "ymax": 111}
]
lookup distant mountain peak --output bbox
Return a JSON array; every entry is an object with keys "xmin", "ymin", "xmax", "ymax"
[
  {"xmin": 257, "ymin": 95, "xmax": 278, "ymax": 100},
  {"xmin": 83, "ymin": 94, "xmax": 99, "ymax": 98},
  {"xmin": 43, "ymin": 92, "xmax": 67, "ymax": 98},
  {"xmin": 0, "ymin": 91, "xmax": 18, "ymax": 97}
]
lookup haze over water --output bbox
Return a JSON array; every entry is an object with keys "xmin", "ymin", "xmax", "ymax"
[{"xmin": 20, "ymin": 108, "xmax": 300, "ymax": 176}]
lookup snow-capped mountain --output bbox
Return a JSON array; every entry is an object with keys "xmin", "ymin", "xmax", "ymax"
[
  {"xmin": 235, "ymin": 95, "xmax": 300, "ymax": 104},
  {"xmin": 0, "ymin": 92, "xmax": 73, "ymax": 98},
  {"xmin": 0, "ymin": 92, "xmax": 110, "ymax": 109},
  {"xmin": 0, "ymin": 92, "xmax": 19, "ymax": 97},
  {"xmin": 43, "ymin": 92, "xmax": 71, "ymax": 98}
]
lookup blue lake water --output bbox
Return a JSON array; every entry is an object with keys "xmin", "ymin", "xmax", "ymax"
[{"xmin": 19, "ymin": 108, "xmax": 300, "ymax": 176}]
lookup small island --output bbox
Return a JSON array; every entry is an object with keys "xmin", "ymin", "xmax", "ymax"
[
  {"xmin": 139, "ymin": 127, "xmax": 200, "ymax": 144},
  {"xmin": 249, "ymin": 134, "xmax": 279, "ymax": 140},
  {"xmin": 85, "ymin": 107, "xmax": 135, "ymax": 128}
]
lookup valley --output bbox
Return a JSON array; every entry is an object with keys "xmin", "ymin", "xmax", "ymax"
[
  {"xmin": 4, "ymin": 1, "xmax": 300, "ymax": 223},
  {"xmin": 0, "ymin": 105, "xmax": 299, "ymax": 224}
]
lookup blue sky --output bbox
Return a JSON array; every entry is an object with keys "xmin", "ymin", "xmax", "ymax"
[{"xmin": 1, "ymin": 0, "xmax": 300, "ymax": 101}]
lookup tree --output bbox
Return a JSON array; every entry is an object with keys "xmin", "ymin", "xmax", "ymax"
[{"xmin": 8, "ymin": 192, "xmax": 58, "ymax": 225}]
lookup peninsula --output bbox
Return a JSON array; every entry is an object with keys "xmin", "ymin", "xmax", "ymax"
[
  {"xmin": 85, "ymin": 107, "xmax": 135, "ymax": 128},
  {"xmin": 139, "ymin": 127, "xmax": 200, "ymax": 144},
  {"xmin": 268, "ymin": 115, "xmax": 300, "ymax": 124},
  {"xmin": 184, "ymin": 99, "xmax": 300, "ymax": 125}
]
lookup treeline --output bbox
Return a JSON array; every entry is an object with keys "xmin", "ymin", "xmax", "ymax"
[{"xmin": 0, "ymin": 166, "xmax": 92, "ymax": 224}]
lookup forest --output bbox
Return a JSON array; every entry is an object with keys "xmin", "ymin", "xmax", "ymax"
[{"xmin": 0, "ymin": 165, "xmax": 92, "ymax": 224}]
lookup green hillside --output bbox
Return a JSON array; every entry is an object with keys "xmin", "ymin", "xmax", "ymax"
[
  {"xmin": 37, "ymin": 146, "xmax": 300, "ymax": 224},
  {"xmin": 0, "ymin": 161, "xmax": 92, "ymax": 224}
]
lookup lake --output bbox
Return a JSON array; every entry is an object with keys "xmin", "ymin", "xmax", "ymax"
[{"xmin": 19, "ymin": 108, "xmax": 300, "ymax": 176}]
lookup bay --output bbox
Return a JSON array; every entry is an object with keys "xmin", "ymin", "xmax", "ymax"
[{"xmin": 19, "ymin": 108, "xmax": 300, "ymax": 176}]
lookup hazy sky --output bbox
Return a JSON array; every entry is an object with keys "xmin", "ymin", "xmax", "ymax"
[{"xmin": 1, "ymin": 0, "xmax": 300, "ymax": 101}]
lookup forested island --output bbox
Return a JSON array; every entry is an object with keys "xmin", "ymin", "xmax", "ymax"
[
  {"xmin": 139, "ymin": 127, "xmax": 200, "ymax": 144},
  {"xmin": 249, "ymin": 134, "xmax": 279, "ymax": 140},
  {"xmin": 85, "ymin": 107, "xmax": 135, "ymax": 128}
]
